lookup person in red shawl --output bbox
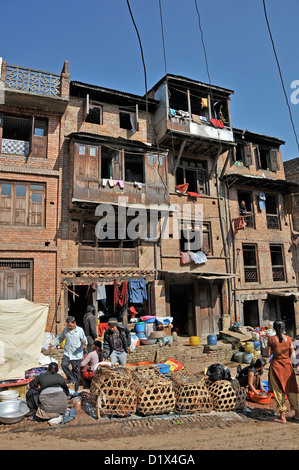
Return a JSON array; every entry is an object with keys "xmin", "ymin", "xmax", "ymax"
[{"xmin": 267, "ymin": 320, "xmax": 299, "ymax": 423}]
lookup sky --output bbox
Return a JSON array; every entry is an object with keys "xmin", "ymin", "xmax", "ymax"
[{"xmin": 1, "ymin": 0, "xmax": 299, "ymax": 161}]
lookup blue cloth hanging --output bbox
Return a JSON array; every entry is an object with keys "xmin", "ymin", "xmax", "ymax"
[
  {"xmin": 258, "ymin": 192, "xmax": 266, "ymax": 211},
  {"xmin": 128, "ymin": 278, "xmax": 147, "ymax": 303}
]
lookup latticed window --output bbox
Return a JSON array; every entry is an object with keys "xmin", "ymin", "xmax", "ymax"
[
  {"xmin": 266, "ymin": 194, "xmax": 280, "ymax": 229},
  {"xmin": 270, "ymin": 245, "xmax": 285, "ymax": 281},
  {"xmin": 243, "ymin": 244, "xmax": 259, "ymax": 283}
]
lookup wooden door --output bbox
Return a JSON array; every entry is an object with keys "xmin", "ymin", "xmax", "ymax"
[{"xmin": 0, "ymin": 260, "xmax": 32, "ymax": 300}]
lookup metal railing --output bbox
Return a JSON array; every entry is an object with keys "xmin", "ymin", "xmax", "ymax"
[{"xmin": 5, "ymin": 64, "xmax": 61, "ymax": 96}]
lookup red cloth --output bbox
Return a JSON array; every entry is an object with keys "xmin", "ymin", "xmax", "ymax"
[
  {"xmin": 187, "ymin": 191, "xmax": 200, "ymax": 198},
  {"xmin": 98, "ymin": 323, "xmax": 109, "ymax": 337},
  {"xmin": 114, "ymin": 279, "xmax": 128, "ymax": 307},
  {"xmin": 210, "ymin": 118, "xmax": 224, "ymax": 129},
  {"xmin": 233, "ymin": 216, "xmax": 246, "ymax": 235},
  {"xmin": 176, "ymin": 183, "xmax": 189, "ymax": 194}
]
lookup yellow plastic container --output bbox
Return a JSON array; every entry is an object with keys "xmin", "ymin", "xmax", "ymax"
[
  {"xmin": 60, "ymin": 339, "xmax": 65, "ymax": 348},
  {"xmin": 245, "ymin": 342, "xmax": 255, "ymax": 354},
  {"xmin": 189, "ymin": 336, "xmax": 200, "ymax": 347}
]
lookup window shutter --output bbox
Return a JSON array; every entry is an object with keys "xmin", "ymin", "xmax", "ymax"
[
  {"xmin": 83, "ymin": 94, "xmax": 90, "ymax": 121},
  {"xmin": 255, "ymin": 145, "xmax": 261, "ymax": 168},
  {"xmin": 28, "ymin": 115, "xmax": 35, "ymax": 157},
  {"xmin": 0, "ymin": 113, "xmax": 3, "ymax": 151},
  {"xmin": 269, "ymin": 149, "xmax": 279, "ymax": 172},
  {"xmin": 243, "ymin": 143, "xmax": 253, "ymax": 167}
]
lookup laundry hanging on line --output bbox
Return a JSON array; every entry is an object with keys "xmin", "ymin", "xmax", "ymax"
[{"xmin": 128, "ymin": 278, "xmax": 147, "ymax": 304}]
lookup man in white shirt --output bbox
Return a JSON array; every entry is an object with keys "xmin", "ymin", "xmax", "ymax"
[{"xmin": 52, "ymin": 316, "xmax": 87, "ymax": 391}]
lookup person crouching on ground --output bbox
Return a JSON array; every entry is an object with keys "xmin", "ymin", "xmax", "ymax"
[
  {"xmin": 103, "ymin": 318, "xmax": 131, "ymax": 366},
  {"xmin": 51, "ymin": 316, "xmax": 87, "ymax": 391},
  {"xmin": 26, "ymin": 362, "xmax": 69, "ymax": 421},
  {"xmin": 236, "ymin": 358, "xmax": 267, "ymax": 395},
  {"xmin": 80, "ymin": 340, "xmax": 103, "ymax": 386}
]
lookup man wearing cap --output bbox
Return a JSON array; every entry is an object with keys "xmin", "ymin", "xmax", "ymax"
[{"xmin": 103, "ymin": 318, "xmax": 131, "ymax": 366}]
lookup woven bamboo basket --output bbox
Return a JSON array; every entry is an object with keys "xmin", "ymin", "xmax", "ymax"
[
  {"xmin": 171, "ymin": 371, "xmax": 213, "ymax": 414},
  {"xmin": 132, "ymin": 367, "xmax": 176, "ymax": 416},
  {"xmin": 90, "ymin": 366, "xmax": 137, "ymax": 418},
  {"xmin": 206, "ymin": 379, "xmax": 245, "ymax": 412}
]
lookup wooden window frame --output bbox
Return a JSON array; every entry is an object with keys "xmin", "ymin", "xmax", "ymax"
[
  {"xmin": 176, "ymin": 158, "xmax": 208, "ymax": 195},
  {"xmin": 256, "ymin": 146, "xmax": 280, "ymax": 172},
  {"xmin": 84, "ymin": 95, "xmax": 103, "ymax": 125},
  {"xmin": 180, "ymin": 220, "xmax": 212, "ymax": 255},
  {"xmin": 270, "ymin": 244, "xmax": 286, "ymax": 282},
  {"xmin": 242, "ymin": 243, "xmax": 259, "ymax": 283},
  {"xmin": 0, "ymin": 180, "xmax": 45, "ymax": 227},
  {"xmin": 0, "ymin": 112, "xmax": 48, "ymax": 158}
]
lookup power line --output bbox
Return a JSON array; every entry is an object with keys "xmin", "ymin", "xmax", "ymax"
[{"xmin": 262, "ymin": 0, "xmax": 299, "ymax": 153}]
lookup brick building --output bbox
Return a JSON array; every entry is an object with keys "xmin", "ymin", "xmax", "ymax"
[
  {"xmin": 0, "ymin": 58, "xmax": 69, "ymax": 331},
  {"xmin": 284, "ymin": 156, "xmax": 299, "ymax": 294},
  {"xmin": 1, "ymin": 56, "xmax": 298, "ymax": 338},
  {"xmin": 60, "ymin": 74, "xmax": 237, "ymax": 336},
  {"xmin": 220, "ymin": 130, "xmax": 299, "ymax": 337}
]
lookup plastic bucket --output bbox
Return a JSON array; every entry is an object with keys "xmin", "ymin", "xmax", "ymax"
[
  {"xmin": 242, "ymin": 352, "xmax": 253, "ymax": 364},
  {"xmin": 245, "ymin": 342, "xmax": 255, "ymax": 354},
  {"xmin": 136, "ymin": 332, "xmax": 146, "ymax": 339},
  {"xmin": 207, "ymin": 335, "xmax": 217, "ymax": 346},
  {"xmin": 136, "ymin": 322, "xmax": 145, "ymax": 333},
  {"xmin": 189, "ymin": 336, "xmax": 200, "ymax": 347},
  {"xmin": 154, "ymin": 364, "xmax": 171, "ymax": 374},
  {"xmin": 233, "ymin": 351, "xmax": 243, "ymax": 363}
]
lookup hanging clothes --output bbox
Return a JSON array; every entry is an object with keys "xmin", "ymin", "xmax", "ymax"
[
  {"xmin": 210, "ymin": 118, "xmax": 224, "ymax": 129},
  {"xmin": 201, "ymin": 98, "xmax": 208, "ymax": 108},
  {"xmin": 258, "ymin": 192, "xmax": 266, "ymax": 211},
  {"xmin": 96, "ymin": 282, "xmax": 106, "ymax": 301},
  {"xmin": 189, "ymin": 251, "xmax": 207, "ymax": 264},
  {"xmin": 128, "ymin": 278, "xmax": 147, "ymax": 304},
  {"xmin": 233, "ymin": 216, "xmax": 246, "ymax": 236},
  {"xmin": 113, "ymin": 280, "xmax": 128, "ymax": 307},
  {"xmin": 118, "ymin": 281, "xmax": 128, "ymax": 307},
  {"xmin": 180, "ymin": 251, "xmax": 192, "ymax": 265}
]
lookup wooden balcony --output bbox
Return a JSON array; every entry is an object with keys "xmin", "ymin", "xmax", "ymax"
[{"xmin": 78, "ymin": 246, "xmax": 139, "ymax": 267}]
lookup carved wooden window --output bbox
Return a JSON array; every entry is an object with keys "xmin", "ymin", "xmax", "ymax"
[
  {"xmin": 270, "ymin": 244, "xmax": 285, "ymax": 281},
  {"xmin": 243, "ymin": 244, "xmax": 259, "ymax": 283},
  {"xmin": 0, "ymin": 181, "xmax": 45, "ymax": 226}
]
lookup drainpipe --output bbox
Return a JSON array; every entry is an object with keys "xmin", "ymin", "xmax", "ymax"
[
  {"xmin": 226, "ymin": 182, "xmax": 237, "ymax": 321},
  {"xmin": 215, "ymin": 146, "xmax": 232, "ymax": 317}
]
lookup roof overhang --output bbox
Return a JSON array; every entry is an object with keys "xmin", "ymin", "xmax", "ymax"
[{"xmin": 221, "ymin": 172, "xmax": 299, "ymax": 194}]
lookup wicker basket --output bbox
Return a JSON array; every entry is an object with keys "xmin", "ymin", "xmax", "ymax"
[
  {"xmin": 90, "ymin": 366, "xmax": 137, "ymax": 418},
  {"xmin": 206, "ymin": 379, "xmax": 245, "ymax": 412},
  {"xmin": 132, "ymin": 367, "xmax": 176, "ymax": 416},
  {"xmin": 171, "ymin": 371, "xmax": 213, "ymax": 414}
]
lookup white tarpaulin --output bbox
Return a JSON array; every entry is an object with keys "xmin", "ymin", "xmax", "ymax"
[{"xmin": 0, "ymin": 298, "xmax": 49, "ymax": 381}]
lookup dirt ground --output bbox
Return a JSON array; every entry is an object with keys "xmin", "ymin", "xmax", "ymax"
[{"xmin": 1, "ymin": 359, "xmax": 299, "ymax": 452}]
